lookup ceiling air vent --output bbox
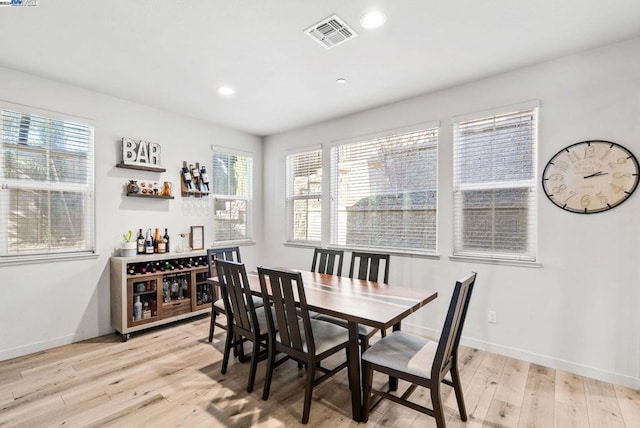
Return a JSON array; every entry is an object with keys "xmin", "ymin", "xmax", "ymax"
[{"xmin": 304, "ymin": 14, "xmax": 358, "ymax": 49}]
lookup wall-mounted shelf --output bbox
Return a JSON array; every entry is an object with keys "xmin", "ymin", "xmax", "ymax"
[
  {"xmin": 126, "ymin": 193, "xmax": 174, "ymax": 199},
  {"xmin": 116, "ymin": 162, "xmax": 166, "ymax": 173}
]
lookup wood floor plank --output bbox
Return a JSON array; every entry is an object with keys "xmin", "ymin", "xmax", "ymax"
[
  {"xmin": 614, "ymin": 384, "xmax": 640, "ymax": 427},
  {"xmin": 518, "ymin": 363, "xmax": 555, "ymax": 428},
  {"xmin": 584, "ymin": 377, "xmax": 626, "ymax": 427},
  {"xmin": 0, "ymin": 316, "xmax": 638, "ymax": 427}
]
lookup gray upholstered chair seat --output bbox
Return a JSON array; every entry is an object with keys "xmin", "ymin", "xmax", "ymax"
[
  {"xmin": 313, "ymin": 313, "xmax": 378, "ymax": 337},
  {"xmin": 361, "ymin": 330, "xmax": 437, "ymax": 379},
  {"xmin": 275, "ymin": 318, "xmax": 349, "ymax": 356}
]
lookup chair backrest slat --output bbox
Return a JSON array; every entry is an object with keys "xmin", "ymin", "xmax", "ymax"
[
  {"xmin": 432, "ymin": 272, "xmax": 476, "ymax": 381},
  {"xmin": 348, "ymin": 251, "xmax": 390, "ymax": 284},
  {"xmin": 258, "ymin": 266, "xmax": 314, "ymax": 354},
  {"xmin": 215, "ymin": 258, "xmax": 259, "ymax": 334},
  {"xmin": 311, "ymin": 248, "xmax": 344, "ymax": 276},
  {"xmin": 207, "ymin": 246, "xmax": 242, "ymax": 277}
]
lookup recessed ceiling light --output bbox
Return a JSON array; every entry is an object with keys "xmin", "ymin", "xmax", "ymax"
[
  {"xmin": 217, "ymin": 86, "xmax": 235, "ymax": 95},
  {"xmin": 336, "ymin": 78, "xmax": 346, "ymax": 84},
  {"xmin": 360, "ymin": 11, "xmax": 386, "ymax": 29}
]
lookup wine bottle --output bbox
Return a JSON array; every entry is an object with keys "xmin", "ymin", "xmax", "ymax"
[
  {"xmin": 191, "ymin": 163, "xmax": 200, "ymax": 191},
  {"xmin": 163, "ymin": 228, "xmax": 170, "ymax": 253},
  {"xmin": 182, "ymin": 161, "xmax": 195, "ymax": 192},
  {"xmin": 136, "ymin": 228, "xmax": 145, "ymax": 254},
  {"xmin": 145, "ymin": 228, "xmax": 154, "ymax": 254},
  {"xmin": 200, "ymin": 165, "xmax": 210, "ymax": 192}
]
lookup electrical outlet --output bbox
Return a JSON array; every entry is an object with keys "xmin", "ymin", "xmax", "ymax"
[{"xmin": 488, "ymin": 310, "xmax": 497, "ymax": 324}]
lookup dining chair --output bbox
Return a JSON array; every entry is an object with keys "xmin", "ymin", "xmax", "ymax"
[
  {"xmin": 310, "ymin": 248, "xmax": 344, "ymax": 276},
  {"xmin": 316, "ymin": 251, "xmax": 391, "ymax": 355},
  {"xmin": 207, "ymin": 246, "xmax": 263, "ymax": 342},
  {"xmin": 215, "ymin": 258, "xmax": 270, "ymax": 392},
  {"xmin": 257, "ymin": 266, "xmax": 352, "ymax": 425},
  {"xmin": 361, "ymin": 272, "xmax": 477, "ymax": 427}
]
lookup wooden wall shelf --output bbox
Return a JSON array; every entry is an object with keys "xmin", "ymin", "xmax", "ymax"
[
  {"xmin": 116, "ymin": 162, "xmax": 166, "ymax": 172},
  {"xmin": 126, "ymin": 193, "xmax": 174, "ymax": 199}
]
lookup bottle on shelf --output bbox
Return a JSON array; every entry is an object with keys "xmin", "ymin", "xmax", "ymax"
[
  {"xmin": 136, "ymin": 228, "xmax": 145, "ymax": 254},
  {"xmin": 133, "ymin": 296, "xmax": 142, "ymax": 321},
  {"xmin": 145, "ymin": 228, "xmax": 154, "ymax": 254},
  {"xmin": 200, "ymin": 165, "xmax": 210, "ymax": 192},
  {"xmin": 182, "ymin": 161, "xmax": 195, "ymax": 193},
  {"xmin": 163, "ymin": 228, "xmax": 170, "ymax": 253},
  {"xmin": 191, "ymin": 163, "xmax": 200, "ymax": 191},
  {"xmin": 154, "ymin": 228, "xmax": 160, "ymax": 253},
  {"xmin": 142, "ymin": 301, "xmax": 151, "ymax": 319}
]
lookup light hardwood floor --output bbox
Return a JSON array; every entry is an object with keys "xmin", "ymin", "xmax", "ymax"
[{"xmin": 1, "ymin": 315, "xmax": 638, "ymax": 427}]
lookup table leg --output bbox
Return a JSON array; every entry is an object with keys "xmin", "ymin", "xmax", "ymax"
[
  {"xmin": 389, "ymin": 322, "xmax": 402, "ymax": 391},
  {"xmin": 347, "ymin": 320, "xmax": 362, "ymax": 422}
]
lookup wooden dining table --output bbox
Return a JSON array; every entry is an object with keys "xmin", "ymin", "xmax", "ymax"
[{"xmin": 210, "ymin": 269, "xmax": 438, "ymax": 422}]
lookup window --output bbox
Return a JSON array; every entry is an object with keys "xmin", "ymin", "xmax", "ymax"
[
  {"xmin": 211, "ymin": 148, "xmax": 253, "ymax": 243},
  {"xmin": 286, "ymin": 149, "xmax": 321, "ymax": 243},
  {"xmin": 330, "ymin": 126, "xmax": 438, "ymax": 253},
  {"xmin": 453, "ymin": 105, "xmax": 538, "ymax": 261},
  {"xmin": 0, "ymin": 107, "xmax": 95, "ymax": 260}
]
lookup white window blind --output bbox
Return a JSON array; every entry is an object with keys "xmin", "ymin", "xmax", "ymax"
[
  {"xmin": 0, "ymin": 108, "xmax": 95, "ymax": 259},
  {"xmin": 286, "ymin": 149, "xmax": 321, "ymax": 243},
  {"xmin": 330, "ymin": 127, "xmax": 438, "ymax": 253},
  {"xmin": 211, "ymin": 149, "xmax": 252, "ymax": 243},
  {"xmin": 453, "ymin": 108, "xmax": 537, "ymax": 261}
]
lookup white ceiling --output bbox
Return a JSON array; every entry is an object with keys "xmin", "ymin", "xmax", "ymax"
[{"xmin": 1, "ymin": 1, "xmax": 640, "ymax": 137}]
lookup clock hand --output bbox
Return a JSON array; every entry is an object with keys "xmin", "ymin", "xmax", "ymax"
[{"xmin": 583, "ymin": 171, "xmax": 608, "ymax": 179}]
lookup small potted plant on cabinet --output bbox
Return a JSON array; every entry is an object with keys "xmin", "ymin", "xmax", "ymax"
[{"xmin": 120, "ymin": 230, "xmax": 137, "ymax": 257}]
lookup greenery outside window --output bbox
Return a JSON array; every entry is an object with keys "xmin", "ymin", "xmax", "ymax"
[{"xmin": 286, "ymin": 148, "xmax": 322, "ymax": 244}]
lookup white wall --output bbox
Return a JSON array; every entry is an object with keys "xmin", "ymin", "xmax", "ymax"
[
  {"xmin": 0, "ymin": 67, "xmax": 264, "ymax": 360},
  {"xmin": 262, "ymin": 37, "xmax": 640, "ymax": 389}
]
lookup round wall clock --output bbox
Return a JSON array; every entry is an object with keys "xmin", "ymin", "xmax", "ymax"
[{"xmin": 542, "ymin": 140, "xmax": 639, "ymax": 214}]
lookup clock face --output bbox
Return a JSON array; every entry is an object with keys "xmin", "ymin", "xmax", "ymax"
[{"xmin": 542, "ymin": 140, "xmax": 639, "ymax": 214}]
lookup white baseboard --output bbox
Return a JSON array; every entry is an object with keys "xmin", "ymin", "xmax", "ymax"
[
  {"xmin": 0, "ymin": 327, "xmax": 104, "ymax": 362},
  {"xmin": 403, "ymin": 323, "xmax": 640, "ymax": 390}
]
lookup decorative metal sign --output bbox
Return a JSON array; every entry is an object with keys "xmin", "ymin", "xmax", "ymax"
[{"xmin": 121, "ymin": 137, "xmax": 162, "ymax": 168}]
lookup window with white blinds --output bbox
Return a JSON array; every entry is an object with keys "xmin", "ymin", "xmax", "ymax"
[
  {"xmin": 330, "ymin": 127, "xmax": 438, "ymax": 253},
  {"xmin": 0, "ymin": 107, "xmax": 95, "ymax": 260},
  {"xmin": 211, "ymin": 149, "xmax": 253, "ymax": 243},
  {"xmin": 453, "ymin": 107, "xmax": 537, "ymax": 261},
  {"xmin": 286, "ymin": 149, "xmax": 321, "ymax": 243}
]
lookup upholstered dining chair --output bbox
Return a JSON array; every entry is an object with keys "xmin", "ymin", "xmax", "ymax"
[
  {"xmin": 310, "ymin": 248, "xmax": 344, "ymax": 276},
  {"xmin": 215, "ymin": 259, "xmax": 270, "ymax": 392},
  {"xmin": 257, "ymin": 266, "xmax": 352, "ymax": 424},
  {"xmin": 361, "ymin": 272, "xmax": 477, "ymax": 427},
  {"xmin": 207, "ymin": 246, "xmax": 263, "ymax": 342}
]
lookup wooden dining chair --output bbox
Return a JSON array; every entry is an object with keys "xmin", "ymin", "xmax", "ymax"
[
  {"xmin": 208, "ymin": 247, "xmax": 263, "ymax": 342},
  {"xmin": 310, "ymin": 248, "xmax": 344, "ymax": 276},
  {"xmin": 207, "ymin": 247, "xmax": 241, "ymax": 342},
  {"xmin": 257, "ymin": 266, "xmax": 352, "ymax": 424},
  {"xmin": 361, "ymin": 272, "xmax": 477, "ymax": 427},
  {"xmin": 215, "ymin": 259, "xmax": 271, "ymax": 392},
  {"xmin": 348, "ymin": 251, "xmax": 390, "ymax": 283}
]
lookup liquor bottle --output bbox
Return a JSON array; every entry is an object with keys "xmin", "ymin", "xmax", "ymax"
[
  {"xmin": 200, "ymin": 165, "xmax": 210, "ymax": 192},
  {"xmin": 163, "ymin": 228, "xmax": 170, "ymax": 253},
  {"xmin": 133, "ymin": 296, "xmax": 142, "ymax": 321},
  {"xmin": 136, "ymin": 228, "xmax": 145, "ymax": 254},
  {"xmin": 182, "ymin": 161, "xmax": 195, "ymax": 193},
  {"xmin": 156, "ymin": 227, "xmax": 166, "ymax": 253},
  {"xmin": 190, "ymin": 163, "xmax": 200, "ymax": 191},
  {"xmin": 154, "ymin": 228, "xmax": 160, "ymax": 253},
  {"xmin": 145, "ymin": 228, "xmax": 154, "ymax": 254},
  {"xmin": 142, "ymin": 301, "xmax": 151, "ymax": 319}
]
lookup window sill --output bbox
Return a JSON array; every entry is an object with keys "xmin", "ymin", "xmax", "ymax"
[
  {"xmin": 284, "ymin": 242, "xmax": 441, "ymax": 260},
  {"xmin": 212, "ymin": 240, "xmax": 255, "ymax": 248},
  {"xmin": 0, "ymin": 251, "xmax": 99, "ymax": 267},
  {"xmin": 449, "ymin": 254, "xmax": 542, "ymax": 268}
]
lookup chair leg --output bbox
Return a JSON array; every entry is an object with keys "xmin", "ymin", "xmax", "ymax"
[
  {"xmin": 262, "ymin": 341, "xmax": 275, "ymax": 400},
  {"xmin": 301, "ymin": 362, "xmax": 315, "ymax": 424},
  {"xmin": 431, "ymin": 383, "xmax": 446, "ymax": 428},
  {"xmin": 208, "ymin": 310, "xmax": 216, "ymax": 342},
  {"xmin": 450, "ymin": 364, "xmax": 468, "ymax": 421},
  {"xmin": 221, "ymin": 328, "xmax": 234, "ymax": 374},
  {"xmin": 246, "ymin": 337, "xmax": 259, "ymax": 393},
  {"xmin": 362, "ymin": 361, "xmax": 373, "ymax": 422}
]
